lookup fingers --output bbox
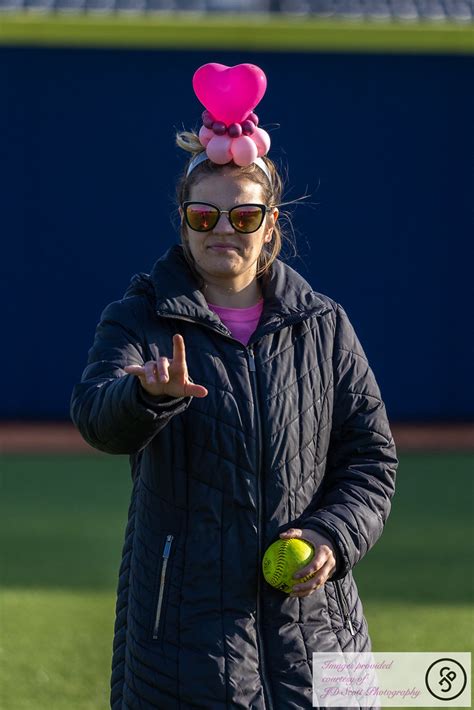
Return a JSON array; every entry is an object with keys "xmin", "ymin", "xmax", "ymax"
[
  {"xmin": 183, "ymin": 382, "xmax": 209, "ymax": 398},
  {"xmin": 146, "ymin": 357, "xmax": 170, "ymax": 385},
  {"xmin": 290, "ymin": 557, "xmax": 335, "ymax": 597},
  {"xmin": 279, "ymin": 527, "xmax": 336, "ymax": 598},
  {"xmin": 128, "ymin": 336, "xmax": 186, "ymax": 383},
  {"xmin": 124, "ymin": 359, "xmax": 170, "ymax": 385},
  {"xmin": 172, "ymin": 334, "xmax": 186, "ymax": 371},
  {"xmin": 123, "ymin": 335, "xmax": 208, "ymax": 398},
  {"xmin": 143, "ymin": 361, "xmax": 157, "ymax": 385},
  {"xmin": 280, "ymin": 528, "xmax": 302, "ymax": 539},
  {"xmin": 158, "ymin": 358, "xmax": 170, "ymax": 383},
  {"xmin": 124, "ymin": 365, "xmax": 144, "ymax": 375},
  {"xmin": 294, "ymin": 541, "xmax": 333, "ymax": 581}
]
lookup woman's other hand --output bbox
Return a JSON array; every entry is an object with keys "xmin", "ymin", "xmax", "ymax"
[
  {"xmin": 124, "ymin": 334, "xmax": 208, "ymax": 399},
  {"xmin": 279, "ymin": 527, "xmax": 337, "ymax": 597}
]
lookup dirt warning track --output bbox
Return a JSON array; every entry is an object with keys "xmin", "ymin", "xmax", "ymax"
[{"xmin": 0, "ymin": 422, "xmax": 472, "ymax": 454}]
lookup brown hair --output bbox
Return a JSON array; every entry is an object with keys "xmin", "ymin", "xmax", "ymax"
[{"xmin": 175, "ymin": 130, "xmax": 294, "ymax": 290}]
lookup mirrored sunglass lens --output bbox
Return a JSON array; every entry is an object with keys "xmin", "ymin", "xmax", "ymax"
[
  {"xmin": 186, "ymin": 204, "xmax": 219, "ymax": 231},
  {"xmin": 230, "ymin": 206, "xmax": 264, "ymax": 232}
]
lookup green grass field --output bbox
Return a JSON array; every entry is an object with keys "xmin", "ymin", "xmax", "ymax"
[
  {"xmin": 0, "ymin": 14, "xmax": 473, "ymax": 54},
  {"xmin": 1, "ymin": 452, "xmax": 473, "ymax": 708}
]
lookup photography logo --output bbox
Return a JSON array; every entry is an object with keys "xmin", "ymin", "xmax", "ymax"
[{"xmin": 425, "ymin": 658, "xmax": 468, "ymax": 701}]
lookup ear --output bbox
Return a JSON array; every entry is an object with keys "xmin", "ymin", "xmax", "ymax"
[{"xmin": 265, "ymin": 207, "xmax": 279, "ymax": 242}]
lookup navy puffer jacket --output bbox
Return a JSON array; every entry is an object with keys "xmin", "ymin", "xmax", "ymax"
[{"xmin": 70, "ymin": 243, "xmax": 398, "ymax": 709}]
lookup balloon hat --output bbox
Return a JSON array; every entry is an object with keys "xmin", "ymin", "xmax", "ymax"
[{"xmin": 191, "ymin": 62, "xmax": 272, "ymax": 168}]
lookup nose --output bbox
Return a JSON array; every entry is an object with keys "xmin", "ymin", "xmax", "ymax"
[{"xmin": 213, "ymin": 212, "xmax": 235, "ymax": 234}]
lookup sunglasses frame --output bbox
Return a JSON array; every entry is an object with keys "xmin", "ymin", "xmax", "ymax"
[{"xmin": 182, "ymin": 201, "xmax": 271, "ymax": 234}]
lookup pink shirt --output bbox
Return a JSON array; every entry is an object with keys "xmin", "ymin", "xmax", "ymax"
[{"xmin": 207, "ymin": 298, "xmax": 264, "ymax": 345}]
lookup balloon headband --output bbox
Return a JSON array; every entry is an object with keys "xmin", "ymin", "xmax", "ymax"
[
  {"xmin": 186, "ymin": 151, "xmax": 272, "ymax": 183},
  {"xmin": 190, "ymin": 62, "xmax": 272, "ymax": 175}
]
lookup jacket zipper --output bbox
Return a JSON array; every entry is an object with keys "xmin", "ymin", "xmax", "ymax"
[
  {"xmin": 248, "ymin": 345, "xmax": 274, "ymax": 710},
  {"xmin": 334, "ymin": 578, "xmax": 355, "ymax": 636},
  {"xmin": 152, "ymin": 310, "xmax": 329, "ymax": 701},
  {"xmin": 152, "ymin": 534, "xmax": 174, "ymax": 640}
]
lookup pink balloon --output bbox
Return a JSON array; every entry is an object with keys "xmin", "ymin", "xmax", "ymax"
[
  {"xmin": 198, "ymin": 125, "xmax": 214, "ymax": 148},
  {"xmin": 206, "ymin": 135, "xmax": 233, "ymax": 165},
  {"xmin": 193, "ymin": 63, "xmax": 267, "ymax": 126},
  {"xmin": 231, "ymin": 136, "xmax": 258, "ymax": 167},
  {"xmin": 252, "ymin": 127, "xmax": 271, "ymax": 158}
]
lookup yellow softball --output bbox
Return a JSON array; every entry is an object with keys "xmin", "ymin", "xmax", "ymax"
[{"xmin": 262, "ymin": 538, "xmax": 315, "ymax": 594}]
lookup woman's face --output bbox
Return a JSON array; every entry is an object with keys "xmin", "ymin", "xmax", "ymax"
[{"xmin": 179, "ymin": 172, "xmax": 278, "ymax": 287}]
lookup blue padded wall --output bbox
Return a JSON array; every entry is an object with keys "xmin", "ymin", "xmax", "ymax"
[{"xmin": 1, "ymin": 47, "xmax": 472, "ymax": 420}]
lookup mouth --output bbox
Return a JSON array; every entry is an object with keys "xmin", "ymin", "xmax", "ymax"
[{"xmin": 208, "ymin": 244, "xmax": 239, "ymax": 251}]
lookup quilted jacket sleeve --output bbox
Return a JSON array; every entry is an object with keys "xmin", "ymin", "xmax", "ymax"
[
  {"xmin": 299, "ymin": 304, "xmax": 398, "ymax": 580},
  {"xmin": 70, "ymin": 298, "xmax": 193, "ymax": 455}
]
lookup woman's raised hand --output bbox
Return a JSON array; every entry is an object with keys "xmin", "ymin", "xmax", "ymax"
[{"xmin": 124, "ymin": 334, "xmax": 208, "ymax": 399}]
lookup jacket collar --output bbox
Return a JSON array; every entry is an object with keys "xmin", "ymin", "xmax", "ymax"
[{"xmin": 124, "ymin": 244, "xmax": 330, "ymax": 338}]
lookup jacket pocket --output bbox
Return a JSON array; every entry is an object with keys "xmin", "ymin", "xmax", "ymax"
[
  {"xmin": 333, "ymin": 578, "xmax": 355, "ymax": 636},
  {"xmin": 151, "ymin": 533, "xmax": 174, "ymax": 642}
]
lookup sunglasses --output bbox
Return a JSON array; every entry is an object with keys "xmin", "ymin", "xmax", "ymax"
[{"xmin": 182, "ymin": 201, "xmax": 271, "ymax": 234}]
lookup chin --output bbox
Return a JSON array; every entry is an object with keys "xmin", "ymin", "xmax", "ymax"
[{"xmin": 202, "ymin": 251, "xmax": 241, "ymax": 265}]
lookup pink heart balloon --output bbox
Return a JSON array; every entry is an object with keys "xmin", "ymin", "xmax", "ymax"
[{"xmin": 193, "ymin": 63, "xmax": 267, "ymax": 126}]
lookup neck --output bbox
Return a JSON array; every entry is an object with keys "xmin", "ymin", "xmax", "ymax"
[{"xmin": 201, "ymin": 277, "xmax": 263, "ymax": 308}]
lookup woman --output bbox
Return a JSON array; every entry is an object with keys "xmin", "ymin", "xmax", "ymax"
[{"xmin": 70, "ymin": 117, "xmax": 398, "ymax": 708}]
